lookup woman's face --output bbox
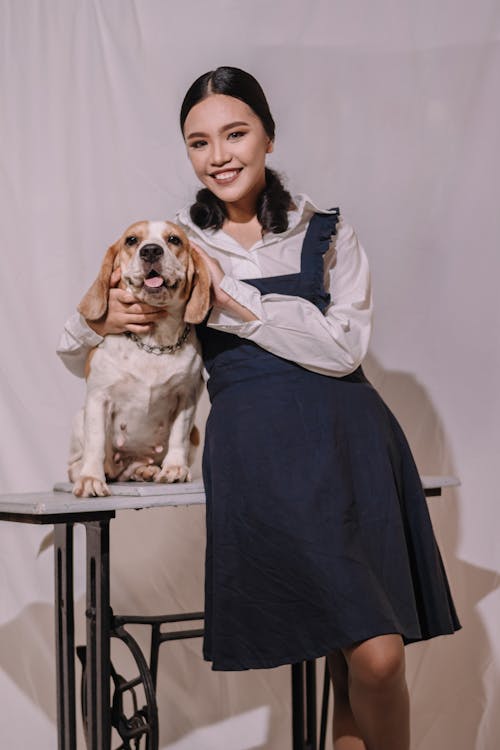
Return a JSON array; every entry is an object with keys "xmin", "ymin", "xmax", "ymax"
[{"xmin": 183, "ymin": 94, "xmax": 273, "ymax": 212}]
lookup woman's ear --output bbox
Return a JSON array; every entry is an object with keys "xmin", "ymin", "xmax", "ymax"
[
  {"xmin": 78, "ymin": 242, "xmax": 121, "ymax": 321},
  {"xmin": 266, "ymin": 139, "xmax": 274, "ymax": 154},
  {"xmin": 184, "ymin": 245, "xmax": 212, "ymax": 324}
]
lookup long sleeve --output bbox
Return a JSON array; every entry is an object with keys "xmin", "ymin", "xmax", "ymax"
[
  {"xmin": 56, "ymin": 312, "xmax": 103, "ymax": 378},
  {"xmin": 206, "ymin": 219, "xmax": 372, "ymax": 377}
]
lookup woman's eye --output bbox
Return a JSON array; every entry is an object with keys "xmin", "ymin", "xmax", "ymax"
[
  {"xmin": 125, "ymin": 236, "xmax": 138, "ymax": 246},
  {"xmin": 228, "ymin": 131, "xmax": 245, "ymax": 140},
  {"xmin": 190, "ymin": 140, "xmax": 207, "ymax": 149}
]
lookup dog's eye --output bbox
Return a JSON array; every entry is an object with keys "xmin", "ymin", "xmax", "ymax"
[
  {"xmin": 168, "ymin": 234, "xmax": 182, "ymax": 246},
  {"xmin": 125, "ymin": 235, "xmax": 138, "ymax": 246}
]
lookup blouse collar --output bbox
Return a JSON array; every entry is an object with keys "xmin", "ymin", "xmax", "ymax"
[{"xmin": 175, "ymin": 193, "xmax": 336, "ymax": 249}]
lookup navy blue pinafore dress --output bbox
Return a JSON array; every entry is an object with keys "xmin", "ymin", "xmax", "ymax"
[{"xmin": 196, "ymin": 210, "xmax": 461, "ymax": 671}]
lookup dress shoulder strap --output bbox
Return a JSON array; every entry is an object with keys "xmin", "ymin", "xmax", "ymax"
[
  {"xmin": 300, "ymin": 209, "xmax": 340, "ymax": 273},
  {"xmin": 298, "ymin": 209, "xmax": 340, "ymax": 313}
]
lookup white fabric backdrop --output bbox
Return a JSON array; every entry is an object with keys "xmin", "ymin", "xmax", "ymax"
[{"xmin": 1, "ymin": 1, "xmax": 499, "ymax": 748}]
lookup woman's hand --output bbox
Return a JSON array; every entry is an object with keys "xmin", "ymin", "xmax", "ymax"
[
  {"xmin": 190, "ymin": 243, "xmax": 259, "ymax": 322},
  {"xmin": 87, "ymin": 268, "xmax": 169, "ymax": 337}
]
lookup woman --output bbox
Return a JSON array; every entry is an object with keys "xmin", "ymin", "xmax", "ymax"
[{"xmin": 58, "ymin": 66, "xmax": 461, "ymax": 750}]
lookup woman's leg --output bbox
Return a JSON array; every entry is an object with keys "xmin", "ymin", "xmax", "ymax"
[
  {"xmin": 326, "ymin": 649, "xmax": 367, "ymax": 749},
  {"xmin": 341, "ymin": 633, "xmax": 410, "ymax": 750}
]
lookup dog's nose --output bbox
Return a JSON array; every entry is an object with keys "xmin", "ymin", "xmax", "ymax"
[{"xmin": 140, "ymin": 244, "xmax": 164, "ymax": 263}]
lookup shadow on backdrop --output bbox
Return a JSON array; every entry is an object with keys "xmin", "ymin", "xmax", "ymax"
[{"xmin": 364, "ymin": 351, "xmax": 499, "ymax": 749}]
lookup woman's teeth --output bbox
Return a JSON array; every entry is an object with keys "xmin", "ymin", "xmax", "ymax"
[{"xmin": 213, "ymin": 169, "xmax": 241, "ymax": 183}]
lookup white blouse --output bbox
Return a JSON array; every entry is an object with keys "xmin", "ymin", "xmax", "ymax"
[{"xmin": 57, "ymin": 194, "xmax": 372, "ymax": 379}]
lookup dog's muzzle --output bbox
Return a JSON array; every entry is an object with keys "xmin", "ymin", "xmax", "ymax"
[{"xmin": 140, "ymin": 243, "xmax": 164, "ymax": 263}]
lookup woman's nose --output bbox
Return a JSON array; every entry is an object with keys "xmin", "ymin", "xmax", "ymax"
[{"xmin": 210, "ymin": 139, "xmax": 231, "ymax": 166}]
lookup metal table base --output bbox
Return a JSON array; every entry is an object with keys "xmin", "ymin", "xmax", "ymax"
[{"xmin": 0, "ymin": 477, "xmax": 458, "ymax": 749}]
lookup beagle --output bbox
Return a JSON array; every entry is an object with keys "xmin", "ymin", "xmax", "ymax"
[{"xmin": 68, "ymin": 220, "xmax": 211, "ymax": 498}]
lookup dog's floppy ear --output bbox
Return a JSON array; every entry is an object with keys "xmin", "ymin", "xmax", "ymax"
[
  {"xmin": 78, "ymin": 242, "xmax": 121, "ymax": 321},
  {"xmin": 184, "ymin": 245, "xmax": 212, "ymax": 324}
]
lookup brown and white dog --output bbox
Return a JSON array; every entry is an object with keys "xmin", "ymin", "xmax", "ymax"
[{"xmin": 68, "ymin": 220, "xmax": 211, "ymax": 498}]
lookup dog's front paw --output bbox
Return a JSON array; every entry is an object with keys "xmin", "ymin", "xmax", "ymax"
[
  {"xmin": 155, "ymin": 465, "xmax": 191, "ymax": 483},
  {"xmin": 73, "ymin": 476, "xmax": 111, "ymax": 498}
]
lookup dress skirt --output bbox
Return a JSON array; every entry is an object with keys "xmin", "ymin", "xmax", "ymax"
[{"xmin": 196, "ymin": 210, "xmax": 462, "ymax": 671}]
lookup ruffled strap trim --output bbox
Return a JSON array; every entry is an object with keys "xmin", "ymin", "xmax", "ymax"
[{"xmin": 299, "ymin": 209, "xmax": 340, "ymax": 312}]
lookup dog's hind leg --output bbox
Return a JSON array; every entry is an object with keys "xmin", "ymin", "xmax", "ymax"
[
  {"xmin": 156, "ymin": 399, "xmax": 196, "ymax": 483},
  {"xmin": 132, "ymin": 464, "xmax": 161, "ymax": 481}
]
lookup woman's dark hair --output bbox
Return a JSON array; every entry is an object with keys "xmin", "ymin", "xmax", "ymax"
[{"xmin": 180, "ymin": 66, "xmax": 292, "ymax": 233}]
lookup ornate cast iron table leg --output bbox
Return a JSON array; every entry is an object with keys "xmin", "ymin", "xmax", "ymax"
[
  {"xmin": 292, "ymin": 659, "xmax": 317, "ymax": 750},
  {"xmin": 85, "ymin": 519, "xmax": 112, "ymax": 750},
  {"xmin": 54, "ymin": 523, "xmax": 76, "ymax": 750}
]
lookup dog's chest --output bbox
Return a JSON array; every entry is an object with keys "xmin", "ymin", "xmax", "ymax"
[
  {"xmin": 88, "ymin": 335, "xmax": 202, "ymax": 456},
  {"xmin": 109, "ymin": 382, "xmax": 178, "ymax": 458}
]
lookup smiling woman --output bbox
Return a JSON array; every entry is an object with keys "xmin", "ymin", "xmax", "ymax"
[
  {"xmin": 176, "ymin": 65, "xmax": 461, "ymax": 750},
  {"xmin": 179, "ymin": 67, "xmax": 291, "ymax": 241},
  {"xmin": 184, "ymin": 97, "xmax": 272, "ymax": 217}
]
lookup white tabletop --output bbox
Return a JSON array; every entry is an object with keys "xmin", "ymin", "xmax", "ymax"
[
  {"xmin": 0, "ymin": 476, "xmax": 459, "ymax": 517},
  {"xmin": 0, "ymin": 480, "xmax": 206, "ymax": 516}
]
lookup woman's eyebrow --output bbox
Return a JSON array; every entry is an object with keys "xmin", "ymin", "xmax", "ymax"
[
  {"xmin": 220, "ymin": 120, "xmax": 249, "ymax": 132},
  {"xmin": 186, "ymin": 121, "xmax": 250, "ymax": 139}
]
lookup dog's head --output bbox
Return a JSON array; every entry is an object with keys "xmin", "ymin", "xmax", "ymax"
[{"xmin": 78, "ymin": 220, "xmax": 211, "ymax": 324}]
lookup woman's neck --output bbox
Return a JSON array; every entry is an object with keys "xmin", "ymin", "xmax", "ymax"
[
  {"xmin": 222, "ymin": 214, "xmax": 263, "ymax": 250},
  {"xmin": 221, "ymin": 188, "xmax": 262, "ymax": 249},
  {"xmin": 224, "ymin": 201, "xmax": 257, "ymax": 224}
]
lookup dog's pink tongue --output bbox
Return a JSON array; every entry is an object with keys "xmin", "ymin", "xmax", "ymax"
[{"xmin": 144, "ymin": 276, "xmax": 164, "ymax": 288}]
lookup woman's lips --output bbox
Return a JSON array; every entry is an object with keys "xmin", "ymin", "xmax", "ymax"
[{"xmin": 211, "ymin": 168, "xmax": 242, "ymax": 185}]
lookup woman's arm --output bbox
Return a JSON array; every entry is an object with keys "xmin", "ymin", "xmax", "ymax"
[
  {"xmin": 203, "ymin": 219, "xmax": 372, "ymax": 377},
  {"xmin": 56, "ymin": 312, "xmax": 104, "ymax": 378}
]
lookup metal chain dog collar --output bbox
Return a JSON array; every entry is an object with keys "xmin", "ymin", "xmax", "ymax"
[{"xmin": 124, "ymin": 324, "xmax": 191, "ymax": 355}]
